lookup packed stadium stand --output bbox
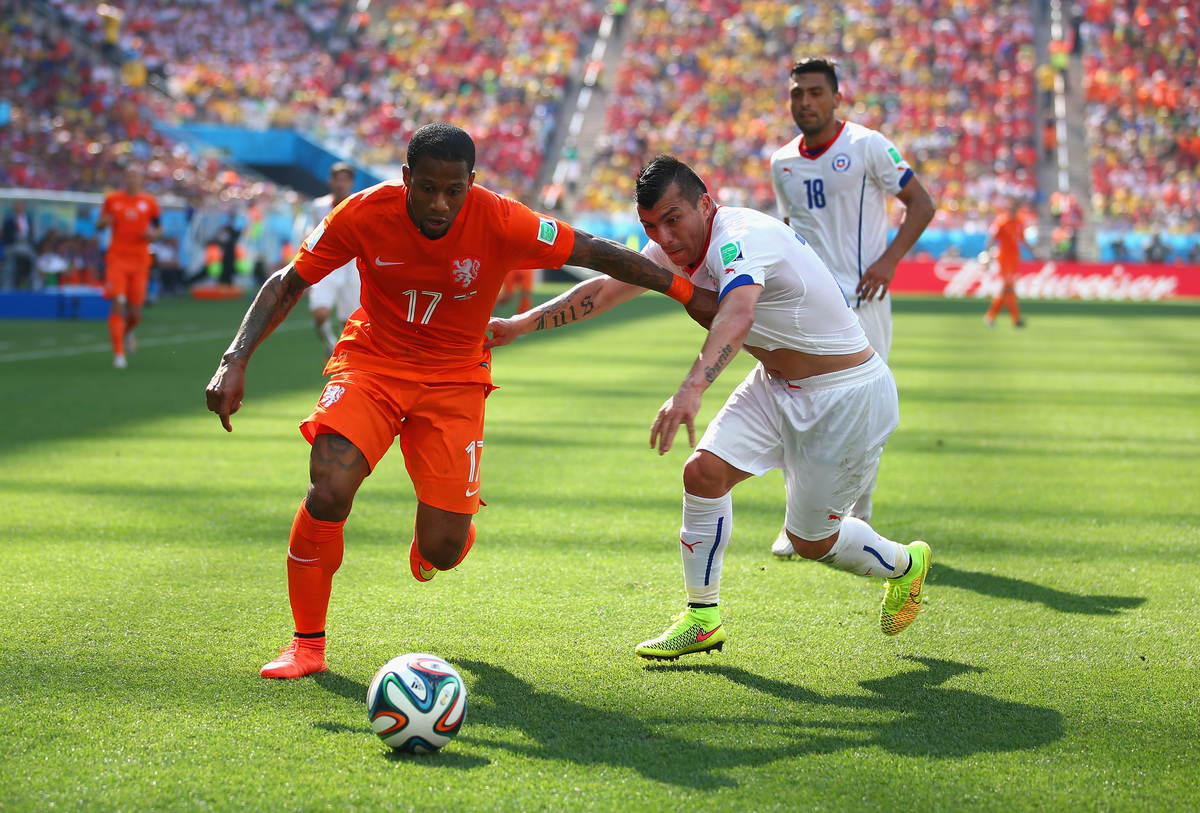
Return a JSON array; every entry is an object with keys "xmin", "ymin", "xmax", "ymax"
[
  {"xmin": 2, "ymin": 0, "xmax": 1198, "ymax": 295},
  {"xmin": 587, "ymin": 0, "xmax": 1040, "ymax": 234},
  {"xmin": 1078, "ymin": 0, "xmax": 1200, "ymax": 262}
]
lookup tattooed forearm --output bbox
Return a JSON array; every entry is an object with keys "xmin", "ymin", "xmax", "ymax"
[
  {"xmin": 532, "ymin": 292, "xmax": 596, "ymax": 331},
  {"xmin": 703, "ymin": 344, "xmax": 735, "ymax": 382},
  {"xmin": 568, "ymin": 232, "xmax": 675, "ymax": 292},
  {"xmin": 223, "ymin": 268, "xmax": 308, "ymax": 363}
]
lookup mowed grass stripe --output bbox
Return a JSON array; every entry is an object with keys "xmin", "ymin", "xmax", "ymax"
[{"xmin": 0, "ymin": 292, "xmax": 1197, "ymax": 813}]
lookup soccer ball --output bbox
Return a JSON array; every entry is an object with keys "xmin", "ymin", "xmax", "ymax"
[{"xmin": 366, "ymin": 653, "xmax": 468, "ymax": 753}]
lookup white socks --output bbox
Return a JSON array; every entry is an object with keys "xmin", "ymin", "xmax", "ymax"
[
  {"xmin": 679, "ymin": 491, "xmax": 733, "ymax": 605},
  {"xmin": 819, "ymin": 516, "xmax": 911, "ymax": 579}
]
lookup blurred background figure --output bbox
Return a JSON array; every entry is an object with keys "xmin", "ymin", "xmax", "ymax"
[
  {"xmin": 294, "ymin": 162, "xmax": 360, "ymax": 358},
  {"xmin": 2, "ymin": 201, "xmax": 37, "ymax": 290},
  {"xmin": 984, "ymin": 199, "xmax": 1034, "ymax": 329}
]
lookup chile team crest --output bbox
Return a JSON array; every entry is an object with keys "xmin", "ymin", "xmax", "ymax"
[
  {"xmin": 451, "ymin": 257, "xmax": 481, "ymax": 288},
  {"xmin": 832, "ymin": 153, "xmax": 852, "ymax": 172}
]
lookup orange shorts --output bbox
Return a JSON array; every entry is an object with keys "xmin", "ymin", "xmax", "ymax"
[
  {"xmin": 104, "ymin": 251, "xmax": 153, "ymax": 305},
  {"xmin": 300, "ymin": 370, "xmax": 491, "ymax": 514}
]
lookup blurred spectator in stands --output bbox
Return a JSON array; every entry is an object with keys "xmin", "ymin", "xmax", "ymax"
[
  {"xmin": 35, "ymin": 230, "xmax": 70, "ymax": 289},
  {"xmin": 1144, "ymin": 233, "xmax": 1169, "ymax": 264},
  {"xmin": 1110, "ymin": 236, "xmax": 1128, "ymax": 262},
  {"xmin": 1187, "ymin": 241, "xmax": 1200, "ymax": 266},
  {"xmin": 1042, "ymin": 115, "xmax": 1057, "ymax": 162},
  {"xmin": 2, "ymin": 201, "xmax": 37, "ymax": 290}
]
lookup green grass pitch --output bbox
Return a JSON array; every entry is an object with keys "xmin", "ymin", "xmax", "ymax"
[{"xmin": 1, "ymin": 290, "xmax": 1197, "ymax": 812}]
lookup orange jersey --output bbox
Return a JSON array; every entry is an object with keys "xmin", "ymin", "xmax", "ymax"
[
  {"xmin": 102, "ymin": 191, "xmax": 160, "ymax": 255},
  {"xmin": 293, "ymin": 181, "xmax": 575, "ymax": 384},
  {"xmin": 991, "ymin": 213, "xmax": 1024, "ymax": 265}
]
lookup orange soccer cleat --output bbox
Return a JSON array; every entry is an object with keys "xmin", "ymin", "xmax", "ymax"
[{"xmin": 260, "ymin": 637, "xmax": 328, "ymax": 679}]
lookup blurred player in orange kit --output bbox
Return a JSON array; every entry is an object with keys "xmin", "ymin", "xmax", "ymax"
[
  {"xmin": 97, "ymin": 166, "xmax": 162, "ymax": 368},
  {"xmin": 205, "ymin": 123, "xmax": 717, "ymax": 679},
  {"xmin": 498, "ymin": 266, "xmax": 535, "ymax": 312},
  {"xmin": 985, "ymin": 199, "xmax": 1033, "ymax": 328}
]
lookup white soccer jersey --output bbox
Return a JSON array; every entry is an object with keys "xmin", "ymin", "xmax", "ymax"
[
  {"xmin": 770, "ymin": 121, "xmax": 913, "ymax": 306},
  {"xmin": 644, "ymin": 206, "xmax": 867, "ymax": 355},
  {"xmin": 296, "ymin": 193, "xmax": 360, "ymax": 318},
  {"xmin": 296, "ymin": 194, "xmax": 337, "ymax": 244}
]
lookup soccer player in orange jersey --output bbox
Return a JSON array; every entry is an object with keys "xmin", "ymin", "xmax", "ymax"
[
  {"xmin": 205, "ymin": 123, "xmax": 716, "ymax": 679},
  {"xmin": 984, "ymin": 199, "xmax": 1034, "ymax": 328},
  {"xmin": 498, "ymin": 267, "xmax": 535, "ymax": 313},
  {"xmin": 97, "ymin": 166, "xmax": 162, "ymax": 368}
]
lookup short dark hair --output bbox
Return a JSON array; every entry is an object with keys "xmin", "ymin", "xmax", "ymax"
[
  {"xmin": 634, "ymin": 155, "xmax": 708, "ymax": 209},
  {"xmin": 790, "ymin": 57, "xmax": 839, "ymax": 95},
  {"xmin": 407, "ymin": 123, "xmax": 476, "ymax": 173}
]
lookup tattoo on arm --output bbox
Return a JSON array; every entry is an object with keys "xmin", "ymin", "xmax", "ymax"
[
  {"xmin": 532, "ymin": 292, "xmax": 595, "ymax": 332},
  {"xmin": 569, "ymin": 232, "xmax": 674, "ymax": 293},
  {"xmin": 703, "ymin": 344, "xmax": 734, "ymax": 382},
  {"xmin": 224, "ymin": 270, "xmax": 307, "ymax": 362}
]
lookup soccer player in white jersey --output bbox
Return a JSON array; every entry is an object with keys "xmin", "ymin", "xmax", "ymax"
[
  {"xmin": 768, "ymin": 57, "xmax": 936, "ymax": 553},
  {"xmin": 487, "ymin": 156, "xmax": 932, "ymax": 659},
  {"xmin": 296, "ymin": 162, "xmax": 362, "ymax": 357}
]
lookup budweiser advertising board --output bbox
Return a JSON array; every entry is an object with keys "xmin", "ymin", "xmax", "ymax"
[{"xmin": 893, "ymin": 258, "xmax": 1200, "ymax": 301}]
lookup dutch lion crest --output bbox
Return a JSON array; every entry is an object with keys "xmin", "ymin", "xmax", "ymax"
[{"xmin": 451, "ymin": 257, "xmax": 481, "ymax": 288}]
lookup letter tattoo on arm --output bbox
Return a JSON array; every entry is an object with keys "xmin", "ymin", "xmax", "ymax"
[
  {"xmin": 532, "ymin": 291, "xmax": 595, "ymax": 332},
  {"xmin": 703, "ymin": 343, "xmax": 735, "ymax": 382}
]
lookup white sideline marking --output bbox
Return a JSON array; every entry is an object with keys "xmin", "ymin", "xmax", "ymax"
[{"xmin": 0, "ymin": 321, "xmax": 307, "ymax": 364}]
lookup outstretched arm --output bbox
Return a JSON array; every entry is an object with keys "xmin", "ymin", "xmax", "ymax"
[
  {"xmin": 567, "ymin": 230, "xmax": 718, "ymax": 328},
  {"xmin": 486, "ymin": 273, "xmax": 644, "ymax": 349},
  {"xmin": 651, "ymin": 284, "xmax": 760, "ymax": 454},
  {"xmin": 205, "ymin": 265, "xmax": 310, "ymax": 432}
]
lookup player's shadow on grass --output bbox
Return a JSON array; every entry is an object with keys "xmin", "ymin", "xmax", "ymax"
[
  {"xmin": 675, "ymin": 656, "xmax": 1064, "ymax": 759},
  {"xmin": 931, "ymin": 563, "xmax": 1146, "ymax": 614},
  {"xmin": 447, "ymin": 656, "xmax": 1061, "ymax": 788}
]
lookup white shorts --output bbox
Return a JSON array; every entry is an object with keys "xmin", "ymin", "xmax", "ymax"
[
  {"xmin": 308, "ymin": 261, "xmax": 361, "ymax": 322},
  {"xmin": 854, "ymin": 295, "xmax": 892, "ymax": 363},
  {"xmin": 697, "ymin": 353, "xmax": 899, "ymax": 541}
]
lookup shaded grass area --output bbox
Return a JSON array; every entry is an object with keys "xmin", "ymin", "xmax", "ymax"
[{"xmin": 1, "ymin": 292, "xmax": 1197, "ymax": 812}]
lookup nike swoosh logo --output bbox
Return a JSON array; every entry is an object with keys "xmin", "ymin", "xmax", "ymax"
[
  {"xmin": 696, "ymin": 625, "xmax": 721, "ymax": 642},
  {"xmin": 419, "ymin": 564, "xmax": 437, "ymax": 579},
  {"xmin": 287, "ymin": 547, "xmax": 319, "ymax": 563},
  {"xmin": 376, "ymin": 257, "xmax": 404, "ymax": 266},
  {"xmin": 465, "ymin": 487, "xmax": 480, "ymax": 497}
]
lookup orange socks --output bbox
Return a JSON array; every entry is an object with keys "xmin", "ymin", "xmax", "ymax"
[
  {"xmin": 286, "ymin": 500, "xmax": 345, "ymax": 635},
  {"xmin": 986, "ymin": 293, "xmax": 1021, "ymax": 324},
  {"xmin": 108, "ymin": 310, "xmax": 125, "ymax": 355}
]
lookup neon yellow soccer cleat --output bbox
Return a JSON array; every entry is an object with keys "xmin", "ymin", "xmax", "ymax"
[
  {"xmin": 635, "ymin": 607, "xmax": 727, "ymax": 661},
  {"xmin": 880, "ymin": 541, "xmax": 931, "ymax": 636}
]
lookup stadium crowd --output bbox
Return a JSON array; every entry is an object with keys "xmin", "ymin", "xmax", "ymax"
[
  {"xmin": 0, "ymin": 0, "xmax": 274, "ymax": 203},
  {"xmin": 3, "ymin": 0, "xmax": 1196, "ymax": 267},
  {"xmin": 585, "ymin": 0, "xmax": 1039, "ymax": 231},
  {"xmin": 1079, "ymin": 0, "xmax": 1199, "ymax": 248},
  {"xmin": 41, "ymin": 0, "xmax": 603, "ymax": 205}
]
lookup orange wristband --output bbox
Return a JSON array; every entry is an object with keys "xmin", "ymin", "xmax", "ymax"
[{"xmin": 665, "ymin": 275, "xmax": 695, "ymax": 304}]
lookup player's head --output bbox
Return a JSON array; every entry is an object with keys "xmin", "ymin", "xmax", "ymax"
[
  {"xmin": 788, "ymin": 58, "xmax": 842, "ymax": 138},
  {"xmin": 122, "ymin": 165, "xmax": 145, "ymax": 194},
  {"xmin": 403, "ymin": 123, "xmax": 476, "ymax": 240},
  {"xmin": 328, "ymin": 161, "xmax": 355, "ymax": 204},
  {"xmin": 634, "ymin": 156, "xmax": 715, "ymax": 268}
]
